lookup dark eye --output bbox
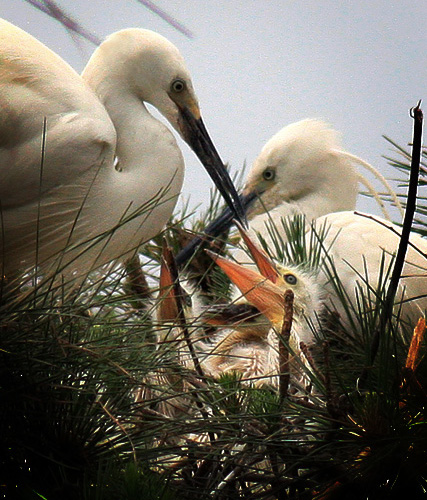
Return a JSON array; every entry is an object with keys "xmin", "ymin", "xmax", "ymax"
[
  {"xmin": 262, "ymin": 168, "xmax": 275, "ymax": 181},
  {"xmin": 171, "ymin": 79, "xmax": 186, "ymax": 93},
  {"xmin": 284, "ymin": 274, "xmax": 297, "ymax": 285}
]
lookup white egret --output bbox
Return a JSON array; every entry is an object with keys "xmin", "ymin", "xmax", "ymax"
[
  {"xmin": 0, "ymin": 19, "xmax": 244, "ymax": 287},
  {"xmin": 241, "ymin": 119, "xmax": 402, "ymax": 252},
  {"xmin": 204, "ymin": 228, "xmax": 323, "ymax": 388},
  {"xmin": 175, "ymin": 118, "xmax": 401, "ymax": 266}
]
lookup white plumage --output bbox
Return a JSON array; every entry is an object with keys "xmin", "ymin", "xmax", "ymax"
[
  {"xmin": 312, "ymin": 211, "xmax": 427, "ymax": 328},
  {"xmin": 0, "ymin": 20, "xmax": 242, "ymax": 286},
  {"xmin": 240, "ymin": 118, "xmax": 400, "ymax": 241}
]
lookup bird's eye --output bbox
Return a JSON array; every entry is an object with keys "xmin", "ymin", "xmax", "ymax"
[
  {"xmin": 171, "ymin": 79, "xmax": 186, "ymax": 93},
  {"xmin": 262, "ymin": 168, "xmax": 276, "ymax": 181},
  {"xmin": 284, "ymin": 274, "xmax": 297, "ymax": 285}
]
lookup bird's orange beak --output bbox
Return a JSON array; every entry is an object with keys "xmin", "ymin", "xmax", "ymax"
[
  {"xmin": 206, "ymin": 250, "xmax": 285, "ymax": 325},
  {"xmin": 234, "ymin": 220, "xmax": 280, "ymax": 284}
]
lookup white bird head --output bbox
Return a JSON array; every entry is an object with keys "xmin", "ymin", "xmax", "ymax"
[
  {"xmin": 205, "ymin": 225, "xmax": 323, "ymax": 386},
  {"xmin": 88, "ymin": 29, "xmax": 194, "ymax": 126},
  {"xmin": 207, "ymin": 222, "xmax": 323, "ymax": 334},
  {"xmin": 83, "ymin": 28, "xmax": 246, "ymax": 224},
  {"xmin": 243, "ymin": 119, "xmax": 359, "ymax": 218}
]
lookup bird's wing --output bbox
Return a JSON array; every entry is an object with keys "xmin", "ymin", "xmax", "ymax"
[
  {"xmin": 0, "ymin": 18, "xmax": 116, "ymax": 209},
  {"xmin": 316, "ymin": 211, "xmax": 427, "ymax": 319}
]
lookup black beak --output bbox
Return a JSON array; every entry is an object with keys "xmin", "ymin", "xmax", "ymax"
[
  {"xmin": 175, "ymin": 190, "xmax": 258, "ymax": 267},
  {"xmin": 179, "ymin": 107, "xmax": 247, "ymax": 228}
]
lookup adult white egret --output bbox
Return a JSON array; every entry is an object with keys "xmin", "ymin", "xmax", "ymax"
[
  {"xmin": 175, "ymin": 118, "xmax": 400, "ymax": 265},
  {"xmin": 0, "ymin": 19, "xmax": 244, "ymax": 287},
  {"xmin": 241, "ymin": 119, "xmax": 401, "ymax": 238}
]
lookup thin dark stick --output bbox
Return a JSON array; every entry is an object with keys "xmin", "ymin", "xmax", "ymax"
[
  {"xmin": 279, "ymin": 289, "xmax": 294, "ymax": 402},
  {"xmin": 135, "ymin": 0, "xmax": 194, "ymax": 39},
  {"xmin": 25, "ymin": 0, "xmax": 102, "ymax": 45},
  {"xmin": 369, "ymin": 101, "xmax": 423, "ymax": 368}
]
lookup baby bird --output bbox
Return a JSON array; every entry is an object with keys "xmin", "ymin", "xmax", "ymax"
[{"xmin": 204, "ymin": 226, "xmax": 323, "ymax": 389}]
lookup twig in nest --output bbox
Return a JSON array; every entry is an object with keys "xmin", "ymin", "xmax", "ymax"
[{"xmin": 279, "ymin": 289, "xmax": 294, "ymax": 402}]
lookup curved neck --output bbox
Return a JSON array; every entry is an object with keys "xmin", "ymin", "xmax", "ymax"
[{"xmin": 77, "ymin": 75, "xmax": 184, "ymax": 250}]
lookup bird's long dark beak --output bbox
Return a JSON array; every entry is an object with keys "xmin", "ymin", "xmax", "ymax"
[
  {"xmin": 175, "ymin": 191, "xmax": 257, "ymax": 267},
  {"xmin": 179, "ymin": 107, "xmax": 247, "ymax": 227}
]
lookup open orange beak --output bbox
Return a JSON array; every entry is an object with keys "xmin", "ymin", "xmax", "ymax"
[
  {"xmin": 206, "ymin": 249, "xmax": 285, "ymax": 326},
  {"xmin": 234, "ymin": 220, "xmax": 279, "ymax": 284}
]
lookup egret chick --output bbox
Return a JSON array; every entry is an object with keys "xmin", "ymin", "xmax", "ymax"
[
  {"xmin": 0, "ymin": 20, "xmax": 244, "ymax": 288},
  {"xmin": 204, "ymin": 229, "xmax": 323, "ymax": 388}
]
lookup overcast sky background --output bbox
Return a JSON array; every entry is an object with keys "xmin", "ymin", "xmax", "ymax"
[{"xmin": 3, "ymin": 1, "xmax": 426, "ymax": 219}]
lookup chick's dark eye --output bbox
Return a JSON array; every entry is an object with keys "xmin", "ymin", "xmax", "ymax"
[
  {"xmin": 262, "ymin": 168, "xmax": 275, "ymax": 181},
  {"xmin": 171, "ymin": 79, "xmax": 185, "ymax": 93},
  {"xmin": 284, "ymin": 274, "xmax": 297, "ymax": 285}
]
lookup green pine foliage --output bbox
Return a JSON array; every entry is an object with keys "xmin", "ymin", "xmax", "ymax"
[{"xmin": 1, "ymin": 139, "xmax": 427, "ymax": 500}]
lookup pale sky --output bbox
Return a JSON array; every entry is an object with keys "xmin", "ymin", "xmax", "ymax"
[{"xmin": 3, "ymin": 1, "xmax": 426, "ymax": 218}]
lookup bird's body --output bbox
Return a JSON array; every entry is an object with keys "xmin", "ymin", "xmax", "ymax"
[
  {"xmin": 0, "ymin": 19, "xmax": 117, "ymax": 278},
  {"xmin": 313, "ymin": 211, "xmax": 427, "ymax": 328},
  {"xmin": 0, "ymin": 20, "xmax": 243, "ymax": 286}
]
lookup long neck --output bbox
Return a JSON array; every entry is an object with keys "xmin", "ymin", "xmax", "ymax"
[
  {"xmin": 72, "ymin": 77, "xmax": 184, "ymax": 263},
  {"xmin": 100, "ymin": 85, "xmax": 181, "ymax": 175}
]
